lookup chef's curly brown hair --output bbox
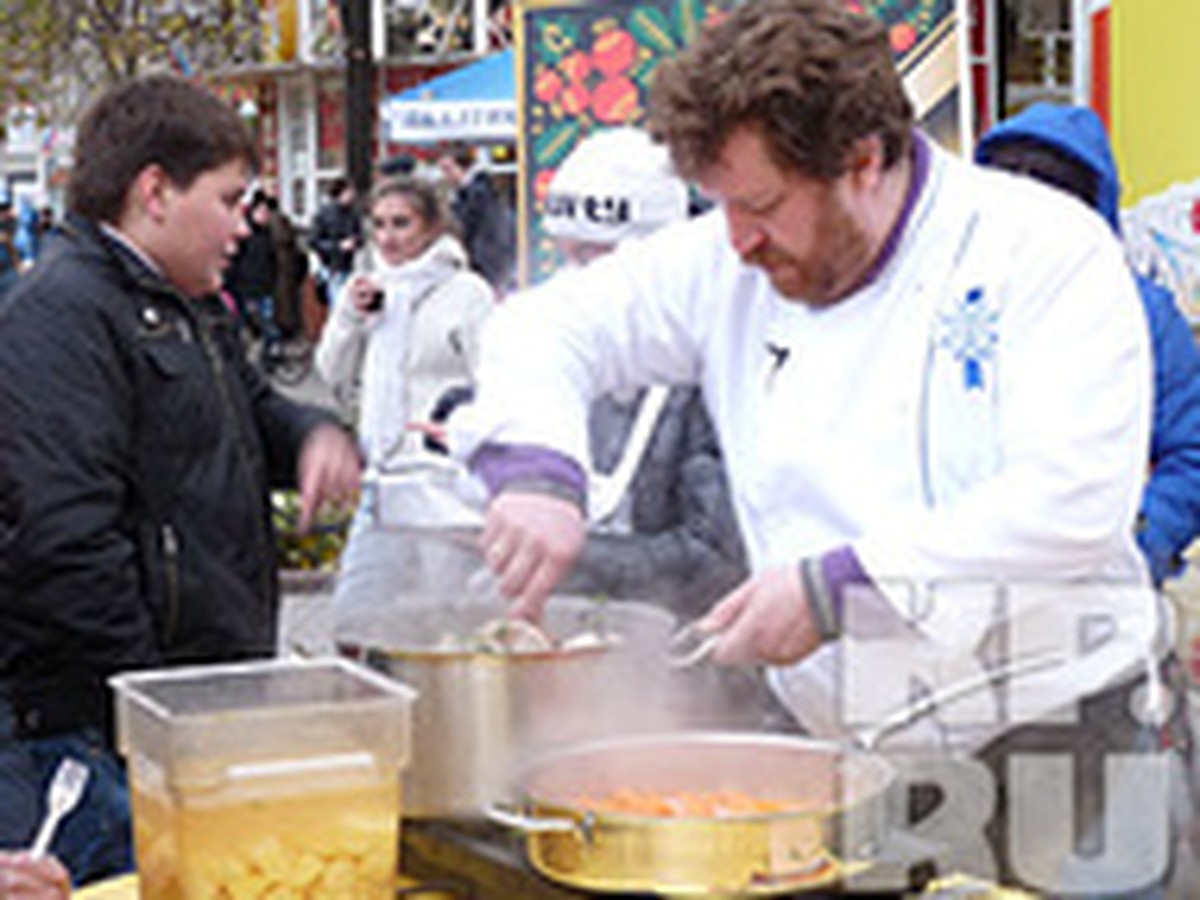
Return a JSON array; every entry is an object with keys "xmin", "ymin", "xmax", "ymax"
[
  {"xmin": 69, "ymin": 74, "xmax": 259, "ymax": 224},
  {"xmin": 649, "ymin": 0, "xmax": 914, "ymax": 183}
]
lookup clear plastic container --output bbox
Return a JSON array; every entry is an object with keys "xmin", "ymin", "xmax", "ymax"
[{"xmin": 111, "ymin": 657, "xmax": 415, "ymax": 899}]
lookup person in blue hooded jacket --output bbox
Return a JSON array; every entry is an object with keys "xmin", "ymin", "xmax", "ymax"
[{"xmin": 977, "ymin": 102, "xmax": 1200, "ymax": 586}]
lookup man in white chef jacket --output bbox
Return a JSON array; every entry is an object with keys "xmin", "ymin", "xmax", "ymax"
[{"xmin": 448, "ymin": 1, "xmax": 1186, "ymax": 894}]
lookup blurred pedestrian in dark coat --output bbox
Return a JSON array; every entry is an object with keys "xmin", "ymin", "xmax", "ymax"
[
  {"xmin": 265, "ymin": 194, "xmax": 308, "ymax": 340},
  {"xmin": 310, "ymin": 176, "xmax": 362, "ymax": 306},
  {"xmin": 0, "ymin": 202, "xmax": 20, "ymax": 298},
  {"xmin": 225, "ymin": 190, "xmax": 281, "ymax": 366},
  {"xmin": 437, "ymin": 142, "xmax": 515, "ymax": 292}
]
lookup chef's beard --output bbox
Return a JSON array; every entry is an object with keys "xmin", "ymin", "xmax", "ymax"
[{"xmin": 745, "ymin": 187, "xmax": 874, "ymax": 307}]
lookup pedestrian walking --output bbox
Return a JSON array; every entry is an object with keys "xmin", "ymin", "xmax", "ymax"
[
  {"xmin": 0, "ymin": 201, "xmax": 21, "ymax": 298},
  {"xmin": 437, "ymin": 142, "xmax": 515, "ymax": 292},
  {"xmin": 267, "ymin": 192, "xmax": 308, "ymax": 341},
  {"xmin": 225, "ymin": 188, "xmax": 283, "ymax": 368},
  {"xmin": 315, "ymin": 176, "xmax": 494, "ymax": 635},
  {"xmin": 310, "ymin": 176, "xmax": 362, "ymax": 307}
]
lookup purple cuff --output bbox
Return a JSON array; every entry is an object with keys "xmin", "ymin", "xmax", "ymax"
[
  {"xmin": 820, "ymin": 546, "xmax": 872, "ymax": 624},
  {"xmin": 470, "ymin": 442, "xmax": 587, "ymax": 504},
  {"xmin": 821, "ymin": 545, "xmax": 906, "ymax": 637}
]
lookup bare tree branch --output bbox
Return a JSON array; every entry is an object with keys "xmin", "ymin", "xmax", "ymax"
[{"xmin": 0, "ymin": 0, "xmax": 263, "ymax": 122}]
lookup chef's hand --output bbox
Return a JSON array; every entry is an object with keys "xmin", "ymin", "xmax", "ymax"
[
  {"xmin": 481, "ymin": 492, "xmax": 585, "ymax": 622},
  {"xmin": 0, "ymin": 851, "xmax": 71, "ymax": 900},
  {"xmin": 697, "ymin": 566, "xmax": 822, "ymax": 666},
  {"xmin": 297, "ymin": 423, "xmax": 362, "ymax": 532}
]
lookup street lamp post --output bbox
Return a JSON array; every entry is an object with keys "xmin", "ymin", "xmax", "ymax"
[{"xmin": 343, "ymin": 0, "xmax": 375, "ymax": 197}]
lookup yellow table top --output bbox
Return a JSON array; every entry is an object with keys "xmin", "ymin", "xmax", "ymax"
[
  {"xmin": 76, "ymin": 872, "xmax": 1035, "ymax": 898},
  {"xmin": 74, "ymin": 874, "xmax": 452, "ymax": 899},
  {"xmin": 73, "ymin": 875, "xmax": 136, "ymax": 899}
]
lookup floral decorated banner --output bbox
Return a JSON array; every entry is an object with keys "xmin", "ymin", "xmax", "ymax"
[{"xmin": 516, "ymin": 0, "xmax": 965, "ymax": 285}]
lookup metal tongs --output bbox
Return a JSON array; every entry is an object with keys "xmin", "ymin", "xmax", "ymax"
[{"xmin": 667, "ymin": 619, "xmax": 722, "ymax": 669}]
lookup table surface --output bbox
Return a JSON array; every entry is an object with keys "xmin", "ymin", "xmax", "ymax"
[
  {"xmin": 70, "ymin": 824, "xmax": 853, "ymax": 900},
  {"xmin": 74, "ymin": 871, "xmax": 458, "ymax": 899},
  {"xmin": 72, "ymin": 824, "xmax": 1029, "ymax": 900},
  {"xmin": 73, "ymin": 875, "xmax": 136, "ymax": 899}
]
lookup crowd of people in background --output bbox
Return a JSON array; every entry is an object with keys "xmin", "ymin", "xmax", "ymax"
[
  {"xmin": 0, "ymin": 200, "xmax": 60, "ymax": 300},
  {"xmin": 0, "ymin": 138, "xmax": 520, "ymax": 356}
]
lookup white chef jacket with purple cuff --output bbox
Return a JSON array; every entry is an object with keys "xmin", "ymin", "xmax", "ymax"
[{"xmin": 455, "ymin": 133, "xmax": 1159, "ymax": 749}]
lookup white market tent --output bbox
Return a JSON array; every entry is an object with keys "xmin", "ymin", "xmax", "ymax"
[{"xmin": 382, "ymin": 49, "xmax": 516, "ymax": 144}]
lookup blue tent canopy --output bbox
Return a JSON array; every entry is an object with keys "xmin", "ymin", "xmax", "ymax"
[{"xmin": 382, "ymin": 49, "xmax": 516, "ymax": 144}]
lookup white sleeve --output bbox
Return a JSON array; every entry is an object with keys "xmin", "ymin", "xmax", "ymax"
[
  {"xmin": 313, "ymin": 286, "xmax": 369, "ymax": 398},
  {"xmin": 447, "ymin": 214, "xmax": 723, "ymax": 463}
]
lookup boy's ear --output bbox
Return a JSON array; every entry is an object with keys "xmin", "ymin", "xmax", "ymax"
[{"xmin": 128, "ymin": 164, "xmax": 173, "ymax": 223}]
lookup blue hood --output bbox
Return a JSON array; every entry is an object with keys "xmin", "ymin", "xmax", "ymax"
[{"xmin": 975, "ymin": 103, "xmax": 1121, "ymax": 233}]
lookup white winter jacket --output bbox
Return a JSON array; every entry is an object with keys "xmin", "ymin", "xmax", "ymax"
[{"xmin": 317, "ymin": 234, "xmax": 494, "ymax": 468}]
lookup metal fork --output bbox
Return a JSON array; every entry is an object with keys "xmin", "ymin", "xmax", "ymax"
[{"xmin": 30, "ymin": 757, "xmax": 90, "ymax": 859}]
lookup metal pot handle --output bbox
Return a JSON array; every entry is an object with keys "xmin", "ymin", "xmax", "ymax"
[
  {"xmin": 746, "ymin": 852, "xmax": 839, "ymax": 892},
  {"xmin": 485, "ymin": 803, "xmax": 588, "ymax": 836},
  {"xmin": 858, "ymin": 649, "xmax": 1067, "ymax": 750}
]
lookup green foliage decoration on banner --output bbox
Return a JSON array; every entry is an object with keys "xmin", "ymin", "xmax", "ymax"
[
  {"xmin": 522, "ymin": 0, "xmax": 740, "ymax": 284},
  {"xmin": 520, "ymin": 0, "xmax": 959, "ymax": 285}
]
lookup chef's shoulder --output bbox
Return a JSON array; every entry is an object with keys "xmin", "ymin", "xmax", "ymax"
[{"xmin": 969, "ymin": 158, "xmax": 1124, "ymax": 263}]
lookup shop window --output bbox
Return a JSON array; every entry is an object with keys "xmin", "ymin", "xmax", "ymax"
[{"xmin": 1003, "ymin": 0, "xmax": 1073, "ymax": 111}]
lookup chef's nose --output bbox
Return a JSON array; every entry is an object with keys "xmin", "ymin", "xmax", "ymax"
[{"xmin": 726, "ymin": 208, "xmax": 766, "ymax": 259}]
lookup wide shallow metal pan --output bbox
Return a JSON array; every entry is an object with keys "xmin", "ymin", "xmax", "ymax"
[{"xmin": 490, "ymin": 731, "xmax": 893, "ymax": 897}]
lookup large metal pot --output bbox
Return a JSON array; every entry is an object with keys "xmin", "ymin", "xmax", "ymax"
[
  {"xmin": 490, "ymin": 731, "xmax": 894, "ymax": 897},
  {"xmin": 340, "ymin": 595, "xmax": 678, "ymax": 817}
]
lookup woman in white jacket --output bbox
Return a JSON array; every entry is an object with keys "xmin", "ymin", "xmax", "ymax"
[
  {"xmin": 316, "ymin": 175, "xmax": 494, "ymax": 469},
  {"xmin": 315, "ymin": 176, "xmax": 494, "ymax": 634}
]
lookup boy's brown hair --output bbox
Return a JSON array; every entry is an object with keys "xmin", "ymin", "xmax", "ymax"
[{"xmin": 69, "ymin": 74, "xmax": 259, "ymax": 223}]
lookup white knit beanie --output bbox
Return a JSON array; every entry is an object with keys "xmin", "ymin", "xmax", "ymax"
[{"xmin": 543, "ymin": 128, "xmax": 689, "ymax": 245}]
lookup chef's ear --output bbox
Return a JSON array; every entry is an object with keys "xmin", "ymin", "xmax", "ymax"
[{"xmin": 843, "ymin": 135, "xmax": 886, "ymax": 188}]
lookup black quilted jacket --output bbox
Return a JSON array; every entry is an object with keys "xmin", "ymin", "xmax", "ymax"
[{"xmin": 0, "ymin": 217, "xmax": 334, "ymax": 738}]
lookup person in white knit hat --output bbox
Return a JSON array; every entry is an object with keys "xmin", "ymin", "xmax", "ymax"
[
  {"xmin": 537, "ymin": 127, "xmax": 748, "ymax": 623},
  {"xmin": 543, "ymin": 127, "xmax": 692, "ymax": 266}
]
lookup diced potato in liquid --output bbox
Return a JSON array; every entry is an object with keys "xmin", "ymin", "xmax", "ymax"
[{"xmin": 132, "ymin": 779, "xmax": 399, "ymax": 899}]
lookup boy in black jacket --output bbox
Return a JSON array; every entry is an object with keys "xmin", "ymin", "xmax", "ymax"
[{"xmin": 0, "ymin": 74, "xmax": 361, "ymax": 887}]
